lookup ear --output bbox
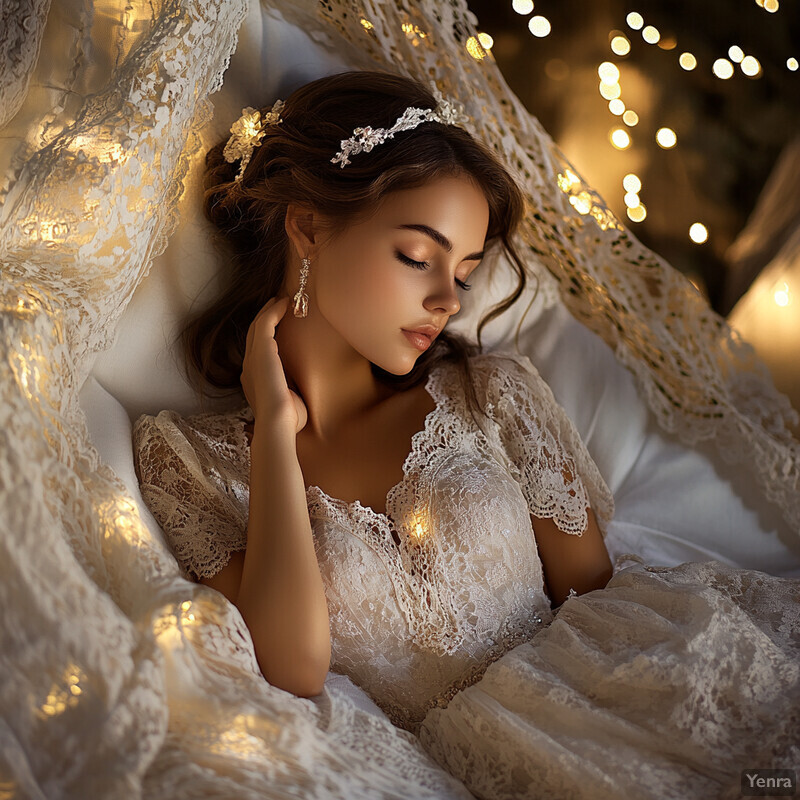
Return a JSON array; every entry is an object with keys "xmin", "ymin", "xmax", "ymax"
[{"xmin": 284, "ymin": 203, "xmax": 330, "ymax": 259}]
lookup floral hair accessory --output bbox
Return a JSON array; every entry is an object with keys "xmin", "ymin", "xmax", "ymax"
[
  {"xmin": 223, "ymin": 99, "xmax": 285, "ymax": 182},
  {"xmin": 330, "ymin": 81, "xmax": 469, "ymax": 168}
]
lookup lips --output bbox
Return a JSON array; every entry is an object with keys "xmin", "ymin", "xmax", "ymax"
[{"xmin": 404, "ymin": 324, "xmax": 440, "ymax": 338}]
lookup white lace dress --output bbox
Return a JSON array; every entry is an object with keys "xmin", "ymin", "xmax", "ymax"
[{"xmin": 133, "ymin": 352, "xmax": 800, "ymax": 799}]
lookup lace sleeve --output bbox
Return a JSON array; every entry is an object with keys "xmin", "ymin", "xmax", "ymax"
[
  {"xmin": 132, "ymin": 408, "xmax": 252, "ymax": 581},
  {"xmin": 479, "ymin": 352, "xmax": 615, "ymax": 536}
]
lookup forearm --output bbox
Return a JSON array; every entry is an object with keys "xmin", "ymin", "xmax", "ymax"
[{"xmin": 236, "ymin": 426, "xmax": 331, "ymax": 697}]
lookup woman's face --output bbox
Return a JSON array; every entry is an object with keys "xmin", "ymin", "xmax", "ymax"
[{"xmin": 310, "ymin": 174, "xmax": 490, "ymax": 375}]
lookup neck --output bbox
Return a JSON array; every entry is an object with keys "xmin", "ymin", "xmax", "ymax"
[{"xmin": 273, "ymin": 304, "xmax": 395, "ymax": 442}]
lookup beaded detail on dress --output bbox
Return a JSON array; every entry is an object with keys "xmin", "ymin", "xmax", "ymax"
[{"xmin": 133, "ymin": 351, "xmax": 614, "ymax": 733}]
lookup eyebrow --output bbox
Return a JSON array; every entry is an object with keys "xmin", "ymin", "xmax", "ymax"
[{"xmin": 395, "ymin": 224, "xmax": 485, "ymax": 262}]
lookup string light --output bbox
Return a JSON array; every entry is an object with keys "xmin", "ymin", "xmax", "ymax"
[
  {"xmin": 623, "ymin": 109, "xmax": 639, "ymax": 126},
  {"xmin": 679, "ymin": 52, "xmax": 697, "ymax": 70},
  {"xmin": 528, "ymin": 15, "xmax": 551, "ymax": 37},
  {"xmin": 609, "ymin": 99, "xmax": 625, "ymax": 115},
  {"xmin": 788, "ymin": 58, "xmax": 799, "ymax": 72},
  {"xmin": 713, "ymin": 58, "xmax": 734, "ymax": 79},
  {"xmin": 728, "ymin": 45, "xmax": 744, "ymax": 63},
  {"xmin": 627, "ymin": 203, "xmax": 647, "ymax": 222},
  {"xmin": 624, "ymin": 192, "xmax": 641, "ymax": 208},
  {"xmin": 626, "ymin": 12, "xmax": 644, "ymax": 30},
  {"xmin": 598, "ymin": 61, "xmax": 620, "ymax": 83},
  {"xmin": 774, "ymin": 282, "xmax": 790, "ymax": 306},
  {"xmin": 512, "ymin": 0, "xmax": 534, "ymax": 14},
  {"xmin": 477, "ymin": 32, "xmax": 494, "ymax": 50},
  {"xmin": 656, "ymin": 127, "xmax": 677, "ymax": 148},
  {"xmin": 689, "ymin": 222, "xmax": 708, "ymax": 243},
  {"xmin": 599, "ymin": 81, "xmax": 621, "ymax": 100},
  {"xmin": 623, "ymin": 173, "xmax": 642, "ymax": 193},
  {"xmin": 610, "ymin": 128, "xmax": 631, "ymax": 149},
  {"xmin": 764, "ymin": 0, "xmax": 779, "ymax": 12},
  {"xmin": 740, "ymin": 55, "xmax": 762, "ymax": 77},
  {"xmin": 642, "ymin": 25, "xmax": 660, "ymax": 45},
  {"xmin": 611, "ymin": 35, "xmax": 631, "ymax": 56}
]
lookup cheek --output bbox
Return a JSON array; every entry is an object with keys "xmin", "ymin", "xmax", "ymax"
[{"xmin": 319, "ymin": 249, "xmax": 410, "ymax": 320}]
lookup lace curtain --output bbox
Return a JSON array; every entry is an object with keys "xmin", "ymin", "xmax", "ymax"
[{"xmin": 0, "ymin": 0, "xmax": 797, "ymax": 796}]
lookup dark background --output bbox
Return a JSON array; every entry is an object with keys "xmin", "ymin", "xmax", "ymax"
[{"xmin": 466, "ymin": 0, "xmax": 800, "ymax": 316}]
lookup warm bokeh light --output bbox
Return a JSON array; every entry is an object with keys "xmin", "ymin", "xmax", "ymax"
[
  {"xmin": 656, "ymin": 127, "xmax": 677, "ymax": 148},
  {"xmin": 626, "ymin": 12, "xmax": 644, "ymax": 30},
  {"xmin": 689, "ymin": 222, "xmax": 709, "ymax": 243},
  {"xmin": 611, "ymin": 35, "xmax": 631, "ymax": 56},
  {"xmin": 679, "ymin": 52, "xmax": 697, "ymax": 70},
  {"xmin": 545, "ymin": 58, "xmax": 570, "ymax": 80},
  {"xmin": 788, "ymin": 58, "xmax": 799, "ymax": 72},
  {"xmin": 528, "ymin": 15, "xmax": 551, "ymax": 37},
  {"xmin": 657, "ymin": 35, "xmax": 677, "ymax": 51},
  {"xmin": 774, "ymin": 283, "xmax": 790, "ymax": 306},
  {"xmin": 713, "ymin": 58, "xmax": 734, "ymax": 79},
  {"xmin": 741, "ymin": 55, "xmax": 762, "ymax": 76},
  {"xmin": 609, "ymin": 99, "xmax": 625, "ymax": 115},
  {"xmin": 728, "ymin": 45, "xmax": 744, "ymax": 63},
  {"xmin": 598, "ymin": 61, "xmax": 620, "ymax": 83},
  {"xmin": 477, "ymin": 32, "xmax": 494, "ymax": 50},
  {"xmin": 627, "ymin": 203, "xmax": 647, "ymax": 222},
  {"xmin": 512, "ymin": 0, "xmax": 534, "ymax": 14},
  {"xmin": 466, "ymin": 36, "xmax": 487, "ymax": 60},
  {"xmin": 642, "ymin": 25, "xmax": 660, "ymax": 45},
  {"xmin": 624, "ymin": 192, "xmax": 641, "ymax": 208},
  {"xmin": 764, "ymin": 0, "xmax": 779, "ymax": 11},
  {"xmin": 623, "ymin": 173, "xmax": 642, "ymax": 193},
  {"xmin": 623, "ymin": 109, "xmax": 639, "ymax": 126},
  {"xmin": 610, "ymin": 128, "xmax": 631, "ymax": 149},
  {"xmin": 599, "ymin": 81, "xmax": 622, "ymax": 100}
]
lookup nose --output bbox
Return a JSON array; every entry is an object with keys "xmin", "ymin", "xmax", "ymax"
[{"xmin": 425, "ymin": 280, "xmax": 461, "ymax": 317}]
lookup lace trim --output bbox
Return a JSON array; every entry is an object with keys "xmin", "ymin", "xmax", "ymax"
[{"xmin": 377, "ymin": 607, "xmax": 550, "ymax": 736}]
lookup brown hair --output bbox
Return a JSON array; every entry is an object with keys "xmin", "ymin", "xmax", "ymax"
[{"xmin": 181, "ymin": 69, "xmax": 531, "ymax": 428}]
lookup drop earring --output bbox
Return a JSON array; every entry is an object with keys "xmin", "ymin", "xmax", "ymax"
[{"xmin": 293, "ymin": 256, "xmax": 310, "ymax": 318}]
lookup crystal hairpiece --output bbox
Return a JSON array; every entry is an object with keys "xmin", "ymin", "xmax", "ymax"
[
  {"xmin": 223, "ymin": 99, "xmax": 285, "ymax": 182},
  {"xmin": 331, "ymin": 82, "xmax": 469, "ymax": 168}
]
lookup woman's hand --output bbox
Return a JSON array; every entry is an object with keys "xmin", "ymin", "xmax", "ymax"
[{"xmin": 241, "ymin": 295, "xmax": 308, "ymax": 436}]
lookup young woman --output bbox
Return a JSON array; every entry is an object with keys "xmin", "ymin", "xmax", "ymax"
[{"xmin": 133, "ymin": 70, "xmax": 798, "ymax": 798}]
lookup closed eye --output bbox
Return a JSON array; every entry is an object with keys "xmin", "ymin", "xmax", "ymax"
[{"xmin": 395, "ymin": 251, "xmax": 472, "ymax": 291}]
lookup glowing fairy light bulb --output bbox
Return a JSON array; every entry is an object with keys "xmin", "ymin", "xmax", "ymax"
[
  {"xmin": 728, "ymin": 45, "xmax": 744, "ymax": 63},
  {"xmin": 713, "ymin": 58, "xmax": 734, "ymax": 79},
  {"xmin": 656, "ymin": 127, "xmax": 677, "ymax": 148},
  {"xmin": 623, "ymin": 173, "xmax": 642, "ymax": 193},
  {"xmin": 689, "ymin": 223, "xmax": 708, "ymax": 243},
  {"xmin": 512, "ymin": 0, "xmax": 534, "ymax": 14},
  {"xmin": 627, "ymin": 203, "xmax": 647, "ymax": 222},
  {"xmin": 774, "ymin": 283, "xmax": 790, "ymax": 306},
  {"xmin": 528, "ymin": 15, "xmax": 551, "ymax": 37},
  {"xmin": 610, "ymin": 128, "xmax": 631, "ymax": 149},
  {"xmin": 598, "ymin": 61, "xmax": 620, "ymax": 83},
  {"xmin": 624, "ymin": 192, "xmax": 641, "ymax": 208},
  {"xmin": 477, "ymin": 32, "xmax": 494, "ymax": 50},
  {"xmin": 611, "ymin": 35, "xmax": 631, "ymax": 56},
  {"xmin": 623, "ymin": 109, "xmax": 639, "ymax": 126},
  {"xmin": 787, "ymin": 58, "xmax": 798, "ymax": 71},
  {"xmin": 609, "ymin": 99, "xmax": 625, "ymax": 115},
  {"xmin": 679, "ymin": 52, "xmax": 697, "ymax": 70},
  {"xmin": 642, "ymin": 25, "xmax": 660, "ymax": 45},
  {"xmin": 740, "ymin": 56, "xmax": 761, "ymax": 77},
  {"xmin": 626, "ymin": 12, "xmax": 644, "ymax": 30}
]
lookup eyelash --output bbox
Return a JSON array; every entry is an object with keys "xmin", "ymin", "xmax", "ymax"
[{"xmin": 395, "ymin": 251, "xmax": 472, "ymax": 291}]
